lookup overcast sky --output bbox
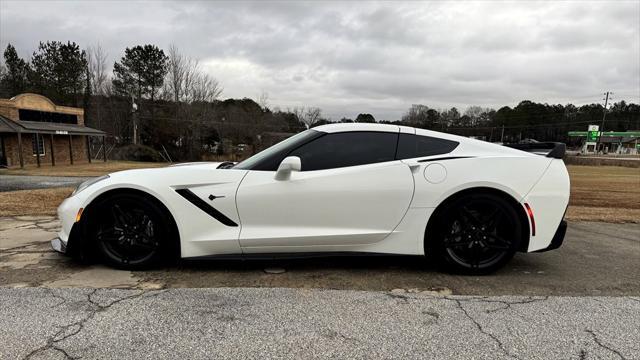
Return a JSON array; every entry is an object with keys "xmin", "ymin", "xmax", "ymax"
[{"xmin": 1, "ymin": 0, "xmax": 639, "ymax": 120}]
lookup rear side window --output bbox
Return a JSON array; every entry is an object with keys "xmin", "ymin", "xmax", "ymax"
[
  {"xmin": 290, "ymin": 132, "xmax": 398, "ymax": 171},
  {"xmin": 395, "ymin": 134, "xmax": 459, "ymax": 159}
]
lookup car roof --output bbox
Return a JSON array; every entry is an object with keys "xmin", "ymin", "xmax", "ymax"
[{"xmin": 313, "ymin": 123, "xmax": 414, "ymax": 134}]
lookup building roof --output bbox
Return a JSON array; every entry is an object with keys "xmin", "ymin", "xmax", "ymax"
[
  {"xmin": 0, "ymin": 93, "xmax": 83, "ymax": 116},
  {"xmin": 0, "ymin": 115, "xmax": 105, "ymax": 136},
  {"xmin": 0, "ymin": 118, "xmax": 15, "ymax": 133}
]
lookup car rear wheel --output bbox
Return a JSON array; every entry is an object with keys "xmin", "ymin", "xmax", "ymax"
[
  {"xmin": 89, "ymin": 193, "xmax": 170, "ymax": 270},
  {"xmin": 432, "ymin": 193, "xmax": 522, "ymax": 274}
]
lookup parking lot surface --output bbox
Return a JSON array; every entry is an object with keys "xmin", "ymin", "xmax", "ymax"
[
  {"xmin": 1, "ymin": 217, "xmax": 639, "ymax": 295},
  {"xmin": 2, "ymin": 218, "xmax": 639, "ymax": 358}
]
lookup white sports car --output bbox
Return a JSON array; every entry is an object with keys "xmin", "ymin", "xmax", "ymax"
[{"xmin": 52, "ymin": 123, "xmax": 570, "ymax": 274}]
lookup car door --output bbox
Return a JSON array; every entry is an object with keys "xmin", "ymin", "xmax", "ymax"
[{"xmin": 236, "ymin": 131, "xmax": 415, "ymax": 252}]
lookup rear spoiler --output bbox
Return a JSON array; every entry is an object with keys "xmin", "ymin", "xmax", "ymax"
[{"xmin": 503, "ymin": 142, "xmax": 566, "ymax": 159}]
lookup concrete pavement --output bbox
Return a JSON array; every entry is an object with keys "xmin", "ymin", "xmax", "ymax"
[{"xmin": 2, "ymin": 287, "xmax": 638, "ymax": 359}]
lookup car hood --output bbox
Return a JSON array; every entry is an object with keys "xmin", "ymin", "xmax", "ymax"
[
  {"xmin": 105, "ymin": 162, "xmax": 248, "ymax": 190},
  {"xmin": 168, "ymin": 161, "xmax": 229, "ymax": 170}
]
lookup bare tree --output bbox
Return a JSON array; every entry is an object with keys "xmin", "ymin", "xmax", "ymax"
[
  {"xmin": 294, "ymin": 106, "xmax": 321, "ymax": 129},
  {"xmin": 166, "ymin": 45, "xmax": 222, "ymax": 104},
  {"xmin": 181, "ymin": 58, "xmax": 199, "ymax": 102},
  {"xmin": 164, "ymin": 45, "xmax": 224, "ymax": 157},
  {"xmin": 87, "ymin": 44, "xmax": 108, "ymax": 95},
  {"xmin": 402, "ymin": 104, "xmax": 429, "ymax": 126},
  {"xmin": 257, "ymin": 90, "xmax": 269, "ymax": 111},
  {"xmin": 167, "ymin": 44, "xmax": 187, "ymax": 104},
  {"xmin": 464, "ymin": 106, "xmax": 486, "ymax": 126},
  {"xmin": 291, "ymin": 106, "xmax": 305, "ymax": 126},
  {"xmin": 191, "ymin": 72, "xmax": 223, "ymax": 103}
]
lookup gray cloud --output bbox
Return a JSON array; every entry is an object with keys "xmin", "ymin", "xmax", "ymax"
[{"xmin": 1, "ymin": 0, "xmax": 638, "ymax": 120}]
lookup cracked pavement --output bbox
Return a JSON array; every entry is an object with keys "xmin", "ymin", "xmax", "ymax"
[
  {"xmin": 1, "ymin": 217, "xmax": 639, "ymax": 358},
  {"xmin": 1, "ymin": 288, "xmax": 638, "ymax": 359}
]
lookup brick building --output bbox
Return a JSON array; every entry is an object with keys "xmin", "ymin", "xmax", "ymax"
[{"xmin": 0, "ymin": 93, "xmax": 105, "ymax": 168}]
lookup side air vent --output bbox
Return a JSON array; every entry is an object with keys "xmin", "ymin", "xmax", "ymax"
[{"xmin": 175, "ymin": 189, "xmax": 238, "ymax": 227}]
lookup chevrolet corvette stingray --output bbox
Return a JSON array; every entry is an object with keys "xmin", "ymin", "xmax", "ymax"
[{"xmin": 52, "ymin": 123, "xmax": 570, "ymax": 274}]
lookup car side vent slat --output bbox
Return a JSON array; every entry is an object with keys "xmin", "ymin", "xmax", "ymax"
[{"xmin": 175, "ymin": 188, "xmax": 238, "ymax": 227}]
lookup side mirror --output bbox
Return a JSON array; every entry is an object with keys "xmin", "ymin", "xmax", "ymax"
[{"xmin": 275, "ymin": 156, "xmax": 301, "ymax": 180}]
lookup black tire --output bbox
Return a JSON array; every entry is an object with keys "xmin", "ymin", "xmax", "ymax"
[
  {"xmin": 430, "ymin": 193, "xmax": 522, "ymax": 275},
  {"xmin": 88, "ymin": 193, "xmax": 172, "ymax": 270}
]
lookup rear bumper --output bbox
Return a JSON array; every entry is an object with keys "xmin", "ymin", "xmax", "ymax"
[
  {"xmin": 522, "ymin": 159, "xmax": 570, "ymax": 251},
  {"xmin": 534, "ymin": 220, "xmax": 567, "ymax": 252}
]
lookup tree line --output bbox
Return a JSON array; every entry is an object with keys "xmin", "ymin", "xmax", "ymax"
[{"xmin": 0, "ymin": 41, "xmax": 638, "ymax": 161}]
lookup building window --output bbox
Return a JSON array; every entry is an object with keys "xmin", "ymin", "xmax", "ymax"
[
  {"xmin": 19, "ymin": 109, "xmax": 78, "ymax": 124},
  {"xmin": 32, "ymin": 134, "xmax": 45, "ymax": 156}
]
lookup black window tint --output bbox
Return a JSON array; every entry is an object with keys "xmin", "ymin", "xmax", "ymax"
[
  {"xmin": 290, "ymin": 132, "xmax": 398, "ymax": 171},
  {"xmin": 234, "ymin": 130, "xmax": 323, "ymax": 171},
  {"xmin": 395, "ymin": 134, "xmax": 459, "ymax": 159}
]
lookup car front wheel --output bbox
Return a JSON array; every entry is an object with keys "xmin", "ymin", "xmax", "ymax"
[{"xmin": 89, "ymin": 193, "xmax": 171, "ymax": 270}]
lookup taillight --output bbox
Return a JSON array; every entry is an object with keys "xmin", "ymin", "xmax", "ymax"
[{"xmin": 524, "ymin": 203, "xmax": 536, "ymax": 236}]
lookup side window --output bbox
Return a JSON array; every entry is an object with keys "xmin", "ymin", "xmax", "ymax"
[
  {"xmin": 395, "ymin": 134, "xmax": 459, "ymax": 159},
  {"xmin": 289, "ymin": 132, "xmax": 398, "ymax": 171},
  {"xmin": 32, "ymin": 134, "xmax": 45, "ymax": 156}
]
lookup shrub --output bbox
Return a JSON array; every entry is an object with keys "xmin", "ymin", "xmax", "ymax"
[{"xmin": 110, "ymin": 144, "xmax": 164, "ymax": 162}]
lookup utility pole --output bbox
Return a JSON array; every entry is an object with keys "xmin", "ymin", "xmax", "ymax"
[
  {"xmin": 500, "ymin": 124, "xmax": 505, "ymax": 143},
  {"xmin": 597, "ymin": 91, "xmax": 612, "ymax": 153},
  {"xmin": 131, "ymin": 94, "xmax": 138, "ymax": 145}
]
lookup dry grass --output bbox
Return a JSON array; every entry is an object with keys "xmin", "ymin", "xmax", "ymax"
[
  {"xmin": 565, "ymin": 156, "xmax": 640, "ymax": 168},
  {"xmin": 0, "ymin": 187, "xmax": 74, "ymax": 217},
  {"xmin": 1, "ymin": 161, "xmax": 167, "ymax": 177},
  {"xmin": 566, "ymin": 165, "xmax": 640, "ymax": 223},
  {"xmin": 566, "ymin": 206, "xmax": 640, "ymax": 223},
  {"xmin": 567, "ymin": 165, "xmax": 640, "ymax": 223},
  {"xmin": 0, "ymin": 164, "xmax": 638, "ymax": 222}
]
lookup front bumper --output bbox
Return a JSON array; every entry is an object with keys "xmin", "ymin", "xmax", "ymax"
[
  {"xmin": 52, "ymin": 194, "xmax": 85, "ymax": 257},
  {"xmin": 51, "ymin": 237, "xmax": 67, "ymax": 254},
  {"xmin": 534, "ymin": 220, "xmax": 567, "ymax": 252}
]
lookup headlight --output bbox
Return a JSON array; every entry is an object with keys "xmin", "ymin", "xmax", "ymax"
[{"xmin": 72, "ymin": 175, "xmax": 110, "ymax": 196}]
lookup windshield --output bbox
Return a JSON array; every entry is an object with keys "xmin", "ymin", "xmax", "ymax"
[{"xmin": 233, "ymin": 130, "xmax": 322, "ymax": 170}]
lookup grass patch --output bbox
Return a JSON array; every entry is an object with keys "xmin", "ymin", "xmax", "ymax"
[
  {"xmin": 0, "ymin": 187, "xmax": 74, "ymax": 217},
  {"xmin": 566, "ymin": 165, "xmax": 640, "ymax": 209}
]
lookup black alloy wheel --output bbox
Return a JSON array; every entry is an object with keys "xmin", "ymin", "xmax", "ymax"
[
  {"xmin": 434, "ymin": 193, "xmax": 521, "ymax": 274},
  {"xmin": 91, "ymin": 193, "xmax": 170, "ymax": 269}
]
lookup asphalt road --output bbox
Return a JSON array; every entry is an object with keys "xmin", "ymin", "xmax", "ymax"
[
  {"xmin": 1, "ymin": 287, "xmax": 638, "ymax": 359},
  {"xmin": 2, "ymin": 218, "xmax": 639, "ymax": 358},
  {"xmin": 0, "ymin": 174, "xmax": 93, "ymax": 192}
]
